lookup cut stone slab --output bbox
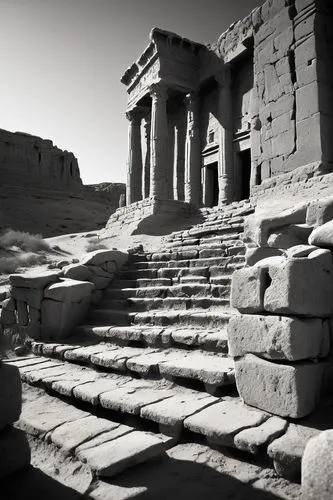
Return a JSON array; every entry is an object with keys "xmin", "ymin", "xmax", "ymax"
[
  {"xmin": 126, "ymin": 349, "xmax": 184, "ymax": 376},
  {"xmin": 50, "ymin": 415, "xmax": 120, "ymax": 453},
  {"xmin": 230, "ymin": 267, "xmax": 267, "ymax": 313},
  {"xmin": 159, "ymin": 352, "xmax": 234, "ymax": 386},
  {"xmin": 76, "ymin": 430, "xmax": 173, "ymax": 477},
  {"xmin": 73, "ymin": 376, "xmax": 132, "ymax": 405},
  {"xmin": 228, "ymin": 315, "xmax": 328, "ymax": 361},
  {"xmin": 44, "ymin": 279, "xmax": 94, "ymax": 302},
  {"xmin": 47, "ymin": 368, "xmax": 100, "ymax": 396},
  {"xmin": 0, "ymin": 427, "xmax": 31, "ymax": 480},
  {"xmin": 141, "ymin": 392, "xmax": 218, "ymax": 429},
  {"xmin": 9, "ymin": 270, "xmax": 60, "ymax": 289},
  {"xmin": 268, "ymin": 423, "xmax": 320, "ymax": 481},
  {"xmin": 184, "ymin": 399, "xmax": 267, "ymax": 446},
  {"xmin": 264, "ymin": 257, "xmax": 333, "ymax": 317},
  {"xmin": 99, "ymin": 385, "xmax": 174, "ymax": 415},
  {"xmin": 63, "ymin": 343, "xmax": 115, "ymax": 362},
  {"xmin": 302, "ymin": 430, "xmax": 333, "ymax": 500},
  {"xmin": 23, "ymin": 364, "xmax": 69, "ymax": 384},
  {"xmin": 91, "ymin": 347, "xmax": 154, "ymax": 371},
  {"xmin": 19, "ymin": 393, "xmax": 88, "ymax": 437},
  {"xmin": 4, "ymin": 357, "xmax": 48, "ymax": 369},
  {"xmin": 0, "ymin": 363, "xmax": 22, "ymax": 431},
  {"xmin": 234, "ymin": 416, "xmax": 288, "ymax": 454},
  {"xmin": 75, "ymin": 424, "xmax": 133, "ymax": 454},
  {"xmin": 80, "ymin": 249, "xmax": 128, "ymax": 268},
  {"xmin": 41, "ymin": 297, "xmax": 91, "ymax": 340},
  {"xmin": 235, "ymin": 354, "xmax": 324, "ymax": 418}
]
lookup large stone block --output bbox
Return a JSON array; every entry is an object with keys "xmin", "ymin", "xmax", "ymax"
[
  {"xmin": 63, "ymin": 264, "xmax": 93, "ymax": 281},
  {"xmin": 264, "ymin": 257, "xmax": 333, "ymax": 316},
  {"xmin": 243, "ymin": 204, "xmax": 307, "ymax": 247},
  {"xmin": 267, "ymin": 224, "xmax": 313, "ymax": 249},
  {"xmin": 0, "ymin": 363, "xmax": 22, "ymax": 431},
  {"xmin": 230, "ymin": 267, "xmax": 268, "ymax": 313},
  {"xmin": 10, "ymin": 270, "xmax": 60, "ymax": 289},
  {"xmin": 245, "ymin": 247, "xmax": 282, "ymax": 266},
  {"xmin": 41, "ymin": 296, "xmax": 91, "ymax": 340},
  {"xmin": 228, "ymin": 315, "xmax": 328, "ymax": 361},
  {"xmin": 235, "ymin": 354, "xmax": 324, "ymax": 418},
  {"xmin": 11, "ymin": 287, "xmax": 43, "ymax": 309},
  {"xmin": 302, "ymin": 430, "xmax": 333, "ymax": 500},
  {"xmin": 44, "ymin": 279, "xmax": 94, "ymax": 302}
]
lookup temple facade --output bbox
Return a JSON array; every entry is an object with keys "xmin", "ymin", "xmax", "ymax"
[{"xmin": 121, "ymin": 0, "xmax": 333, "ymax": 208}]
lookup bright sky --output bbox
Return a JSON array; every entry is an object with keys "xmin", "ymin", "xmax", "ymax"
[{"xmin": 0, "ymin": 0, "xmax": 261, "ymax": 185}]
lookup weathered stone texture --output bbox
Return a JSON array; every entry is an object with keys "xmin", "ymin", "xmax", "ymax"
[{"xmin": 302, "ymin": 430, "xmax": 333, "ymax": 500}]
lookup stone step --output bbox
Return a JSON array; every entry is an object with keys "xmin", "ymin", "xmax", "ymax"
[
  {"xmin": 111, "ymin": 278, "xmax": 172, "ymax": 289},
  {"xmin": 98, "ymin": 297, "xmax": 230, "ymax": 312},
  {"xmin": 89, "ymin": 308, "xmax": 233, "ymax": 329},
  {"xmin": 157, "ymin": 266, "xmax": 209, "ymax": 279},
  {"xmin": 25, "ymin": 343, "xmax": 234, "ymax": 389},
  {"xmin": 118, "ymin": 269, "xmax": 158, "ymax": 280},
  {"xmin": 131, "ymin": 255, "xmax": 235, "ymax": 270},
  {"xmin": 16, "ymin": 384, "xmax": 174, "ymax": 478},
  {"xmin": 104, "ymin": 283, "xmax": 231, "ymax": 300},
  {"xmin": 187, "ymin": 223, "xmax": 244, "ymax": 239},
  {"xmin": 76, "ymin": 325, "xmax": 229, "ymax": 352}
]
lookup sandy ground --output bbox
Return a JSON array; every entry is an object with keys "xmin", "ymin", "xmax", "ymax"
[{"xmin": 3, "ymin": 436, "xmax": 301, "ymax": 500}]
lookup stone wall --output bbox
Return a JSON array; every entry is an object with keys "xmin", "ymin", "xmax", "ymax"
[
  {"xmin": 228, "ymin": 196, "xmax": 333, "ymax": 420},
  {"xmin": 0, "ymin": 249, "xmax": 128, "ymax": 342},
  {"xmin": 0, "ymin": 129, "xmax": 82, "ymax": 190}
]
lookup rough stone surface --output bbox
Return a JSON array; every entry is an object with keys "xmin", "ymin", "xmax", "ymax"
[
  {"xmin": 228, "ymin": 315, "xmax": 328, "ymax": 361},
  {"xmin": 309, "ymin": 219, "xmax": 333, "ymax": 249},
  {"xmin": 301, "ymin": 430, "xmax": 333, "ymax": 500},
  {"xmin": 99, "ymin": 385, "xmax": 174, "ymax": 415},
  {"xmin": 0, "ymin": 363, "xmax": 22, "ymax": 431},
  {"xmin": 10, "ymin": 271, "xmax": 60, "ymax": 289},
  {"xmin": 306, "ymin": 196, "xmax": 333, "ymax": 227},
  {"xmin": 235, "ymin": 354, "xmax": 324, "ymax": 418},
  {"xmin": 230, "ymin": 266, "xmax": 267, "ymax": 313},
  {"xmin": 76, "ymin": 430, "xmax": 173, "ymax": 477},
  {"xmin": 80, "ymin": 249, "xmax": 128, "ymax": 268},
  {"xmin": 234, "ymin": 416, "xmax": 288, "ymax": 454},
  {"xmin": 245, "ymin": 247, "xmax": 282, "ymax": 266},
  {"xmin": 267, "ymin": 225, "xmax": 313, "ymax": 249},
  {"xmin": 184, "ymin": 400, "xmax": 267, "ymax": 446},
  {"xmin": 44, "ymin": 279, "xmax": 94, "ymax": 302}
]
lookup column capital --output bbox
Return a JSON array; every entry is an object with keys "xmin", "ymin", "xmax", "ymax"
[
  {"xmin": 149, "ymin": 82, "xmax": 168, "ymax": 101},
  {"xmin": 126, "ymin": 107, "xmax": 144, "ymax": 124},
  {"xmin": 215, "ymin": 66, "xmax": 232, "ymax": 88}
]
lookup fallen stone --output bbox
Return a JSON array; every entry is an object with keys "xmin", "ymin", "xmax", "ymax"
[
  {"xmin": 76, "ymin": 430, "xmax": 172, "ymax": 477},
  {"xmin": 243, "ymin": 204, "xmax": 307, "ymax": 247},
  {"xmin": 301, "ymin": 430, "xmax": 333, "ymax": 500},
  {"xmin": 245, "ymin": 247, "xmax": 282, "ymax": 266},
  {"xmin": 285, "ymin": 245, "xmax": 318, "ymax": 258},
  {"xmin": 0, "ymin": 427, "xmax": 31, "ymax": 479},
  {"xmin": 268, "ymin": 423, "xmax": 320, "ymax": 481},
  {"xmin": 63, "ymin": 264, "xmax": 93, "ymax": 281},
  {"xmin": 0, "ymin": 363, "xmax": 22, "ymax": 431},
  {"xmin": 309, "ymin": 219, "xmax": 333, "ymax": 249},
  {"xmin": 50, "ymin": 415, "xmax": 120, "ymax": 453},
  {"xmin": 184, "ymin": 400, "xmax": 267, "ymax": 446},
  {"xmin": 267, "ymin": 224, "xmax": 313, "ymax": 249},
  {"xmin": 44, "ymin": 279, "xmax": 94, "ymax": 302},
  {"xmin": 234, "ymin": 416, "xmax": 288, "ymax": 454},
  {"xmin": 306, "ymin": 196, "xmax": 333, "ymax": 227},
  {"xmin": 235, "ymin": 354, "xmax": 324, "ymax": 418},
  {"xmin": 10, "ymin": 270, "xmax": 60, "ymax": 289},
  {"xmin": 264, "ymin": 257, "xmax": 333, "ymax": 316},
  {"xmin": 80, "ymin": 249, "xmax": 128, "ymax": 268},
  {"xmin": 228, "ymin": 315, "xmax": 328, "ymax": 361},
  {"xmin": 230, "ymin": 266, "xmax": 267, "ymax": 313}
]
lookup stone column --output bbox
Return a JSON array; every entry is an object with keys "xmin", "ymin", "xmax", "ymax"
[
  {"xmin": 173, "ymin": 124, "xmax": 185, "ymax": 201},
  {"xmin": 184, "ymin": 91, "xmax": 201, "ymax": 206},
  {"xmin": 142, "ymin": 114, "xmax": 151, "ymax": 198},
  {"xmin": 150, "ymin": 83, "xmax": 169, "ymax": 199},
  {"xmin": 216, "ymin": 68, "xmax": 233, "ymax": 205},
  {"xmin": 126, "ymin": 108, "xmax": 143, "ymax": 205}
]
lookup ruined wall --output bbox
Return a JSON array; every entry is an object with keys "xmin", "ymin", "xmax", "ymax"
[{"xmin": 0, "ymin": 129, "xmax": 82, "ymax": 190}]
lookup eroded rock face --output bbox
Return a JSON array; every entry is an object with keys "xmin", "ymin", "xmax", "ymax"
[
  {"xmin": 302, "ymin": 430, "xmax": 333, "ymax": 500},
  {"xmin": 0, "ymin": 129, "xmax": 82, "ymax": 190}
]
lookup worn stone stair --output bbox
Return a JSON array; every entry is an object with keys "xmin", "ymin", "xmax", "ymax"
[{"xmin": 8, "ymin": 200, "xmax": 267, "ymax": 481}]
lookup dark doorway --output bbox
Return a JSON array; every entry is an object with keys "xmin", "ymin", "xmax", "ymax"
[
  {"xmin": 205, "ymin": 162, "xmax": 219, "ymax": 207},
  {"xmin": 238, "ymin": 149, "xmax": 251, "ymax": 200}
]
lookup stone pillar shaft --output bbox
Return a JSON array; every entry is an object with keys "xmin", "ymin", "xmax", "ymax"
[
  {"xmin": 143, "ymin": 115, "xmax": 151, "ymax": 198},
  {"xmin": 173, "ymin": 125, "xmax": 185, "ymax": 201},
  {"xmin": 184, "ymin": 92, "xmax": 201, "ymax": 206},
  {"xmin": 216, "ymin": 68, "xmax": 233, "ymax": 205},
  {"xmin": 150, "ymin": 84, "xmax": 169, "ymax": 199},
  {"xmin": 126, "ymin": 109, "xmax": 143, "ymax": 205}
]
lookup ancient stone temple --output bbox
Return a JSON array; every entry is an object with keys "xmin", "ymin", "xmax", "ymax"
[{"xmin": 122, "ymin": 0, "xmax": 333, "ymax": 209}]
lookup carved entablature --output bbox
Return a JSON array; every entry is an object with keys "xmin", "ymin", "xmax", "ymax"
[
  {"xmin": 217, "ymin": 12, "xmax": 254, "ymax": 63},
  {"xmin": 122, "ymin": 28, "xmax": 205, "ymax": 110}
]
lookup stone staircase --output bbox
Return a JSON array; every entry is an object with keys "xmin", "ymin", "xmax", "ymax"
[{"xmin": 7, "ymin": 200, "xmax": 268, "ymax": 483}]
